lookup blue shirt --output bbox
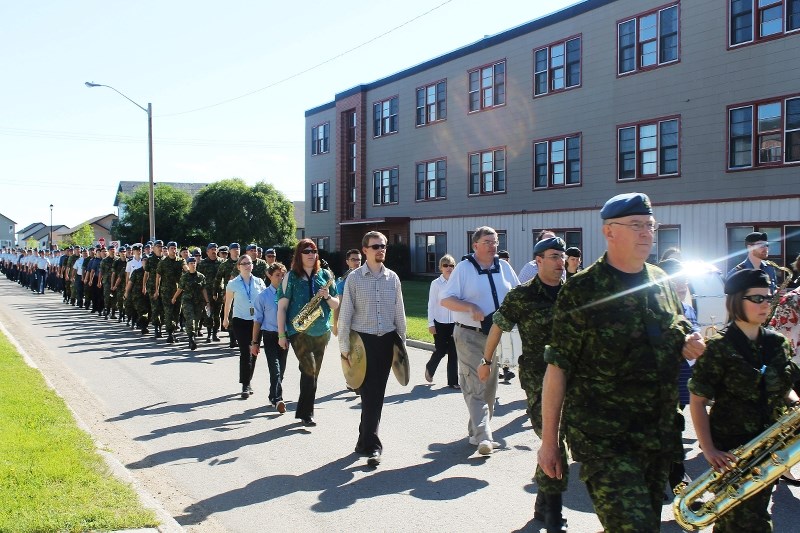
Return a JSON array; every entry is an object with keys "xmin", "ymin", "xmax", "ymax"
[
  {"xmin": 727, "ymin": 257, "xmax": 777, "ymax": 293},
  {"xmin": 253, "ymin": 284, "xmax": 279, "ymax": 332},
  {"xmin": 226, "ymin": 274, "xmax": 266, "ymax": 320}
]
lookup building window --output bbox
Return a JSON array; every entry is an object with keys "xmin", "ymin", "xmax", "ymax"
[
  {"xmin": 618, "ymin": 117, "xmax": 680, "ymax": 180},
  {"xmin": 343, "ymin": 110, "xmax": 357, "ymax": 220},
  {"xmin": 727, "ymin": 225, "xmax": 785, "ymax": 271},
  {"xmin": 468, "ymin": 60, "xmax": 506, "ymax": 112},
  {"xmin": 532, "ymin": 229, "xmax": 582, "ymax": 251},
  {"xmin": 373, "ymin": 167, "xmax": 399, "ymax": 205},
  {"xmin": 415, "ymin": 159, "xmax": 447, "ymax": 201},
  {"xmin": 729, "ymin": 0, "xmax": 800, "ymax": 47},
  {"xmin": 618, "ymin": 4, "xmax": 679, "ymax": 75},
  {"xmin": 416, "ymin": 81, "xmax": 447, "ymax": 126},
  {"xmin": 534, "ymin": 36, "xmax": 581, "ymax": 96},
  {"xmin": 534, "ymin": 134, "xmax": 581, "ymax": 189},
  {"xmin": 469, "ymin": 148, "xmax": 506, "ymax": 195},
  {"xmin": 311, "ymin": 181, "xmax": 329, "ymax": 212},
  {"xmin": 311, "ymin": 236, "xmax": 329, "ymax": 251},
  {"xmin": 415, "ymin": 233, "xmax": 447, "ymax": 273},
  {"xmin": 467, "ymin": 230, "xmax": 507, "ymax": 255},
  {"xmin": 373, "ymin": 96, "xmax": 398, "ymax": 137},
  {"xmin": 649, "ymin": 226, "xmax": 681, "ymax": 263},
  {"xmin": 728, "ymin": 95, "xmax": 800, "ymax": 169},
  {"xmin": 311, "ymin": 122, "xmax": 330, "ymax": 155}
]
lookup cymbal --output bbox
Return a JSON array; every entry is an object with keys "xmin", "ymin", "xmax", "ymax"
[{"xmin": 341, "ymin": 331, "xmax": 367, "ymax": 389}]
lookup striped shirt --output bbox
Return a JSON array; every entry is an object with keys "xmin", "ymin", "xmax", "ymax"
[{"xmin": 337, "ymin": 263, "xmax": 406, "ymax": 354}]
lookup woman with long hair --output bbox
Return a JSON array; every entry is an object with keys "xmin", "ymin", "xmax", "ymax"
[
  {"xmin": 689, "ymin": 269, "xmax": 800, "ymax": 530},
  {"xmin": 277, "ymin": 239, "xmax": 338, "ymax": 427},
  {"xmin": 251, "ymin": 262, "xmax": 289, "ymax": 413},
  {"xmin": 223, "ymin": 254, "xmax": 266, "ymax": 399}
]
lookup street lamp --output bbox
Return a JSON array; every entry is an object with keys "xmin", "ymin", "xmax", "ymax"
[
  {"xmin": 49, "ymin": 204, "xmax": 53, "ymax": 250},
  {"xmin": 85, "ymin": 81, "xmax": 156, "ymax": 241}
]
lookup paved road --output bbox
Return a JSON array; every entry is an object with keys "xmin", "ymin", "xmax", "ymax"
[{"xmin": 1, "ymin": 278, "xmax": 798, "ymax": 532}]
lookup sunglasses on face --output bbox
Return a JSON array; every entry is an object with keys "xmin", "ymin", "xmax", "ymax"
[
  {"xmin": 301, "ymin": 249, "xmax": 318, "ymax": 255},
  {"xmin": 441, "ymin": 264, "xmax": 455, "ymax": 268},
  {"xmin": 742, "ymin": 294, "xmax": 773, "ymax": 304},
  {"xmin": 367, "ymin": 244, "xmax": 387, "ymax": 250}
]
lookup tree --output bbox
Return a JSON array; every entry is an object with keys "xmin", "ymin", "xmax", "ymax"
[
  {"xmin": 114, "ymin": 184, "xmax": 192, "ymax": 244},
  {"xmin": 187, "ymin": 178, "xmax": 297, "ymax": 247},
  {"xmin": 60, "ymin": 224, "xmax": 95, "ymax": 248}
]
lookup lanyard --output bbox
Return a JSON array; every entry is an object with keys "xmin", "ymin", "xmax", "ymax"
[{"xmin": 242, "ymin": 276, "xmax": 253, "ymax": 304}]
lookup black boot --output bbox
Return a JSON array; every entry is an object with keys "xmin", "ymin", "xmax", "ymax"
[
  {"xmin": 229, "ymin": 335, "xmax": 237, "ymax": 348},
  {"xmin": 206, "ymin": 329, "xmax": 212, "ymax": 344},
  {"xmin": 167, "ymin": 331, "xmax": 175, "ymax": 344},
  {"xmin": 212, "ymin": 328, "xmax": 220, "ymax": 342},
  {"xmin": 154, "ymin": 325, "xmax": 163, "ymax": 338},
  {"xmin": 140, "ymin": 319, "xmax": 149, "ymax": 335},
  {"xmin": 188, "ymin": 334, "xmax": 197, "ymax": 351},
  {"xmin": 534, "ymin": 492, "xmax": 547, "ymax": 522},
  {"xmin": 543, "ymin": 493, "xmax": 567, "ymax": 533}
]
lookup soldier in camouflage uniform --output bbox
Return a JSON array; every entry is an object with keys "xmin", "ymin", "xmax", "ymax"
[
  {"xmin": 113, "ymin": 245, "xmax": 128, "ymax": 322},
  {"xmin": 197, "ymin": 242, "xmax": 222, "ymax": 343},
  {"xmin": 481, "ymin": 237, "xmax": 568, "ymax": 533},
  {"xmin": 123, "ymin": 244, "xmax": 144, "ymax": 330},
  {"xmin": 246, "ymin": 244, "xmax": 268, "ymax": 280},
  {"xmin": 100, "ymin": 245, "xmax": 118, "ymax": 319},
  {"xmin": 689, "ymin": 269, "xmax": 800, "ymax": 532},
  {"xmin": 538, "ymin": 193, "xmax": 705, "ymax": 532},
  {"xmin": 125, "ymin": 254, "xmax": 149, "ymax": 333},
  {"xmin": 215, "ymin": 243, "xmax": 240, "ymax": 348},
  {"xmin": 64, "ymin": 247, "xmax": 78, "ymax": 304},
  {"xmin": 172, "ymin": 256, "xmax": 209, "ymax": 350},
  {"xmin": 143, "ymin": 240, "xmax": 163, "ymax": 338},
  {"xmin": 155, "ymin": 241, "xmax": 186, "ymax": 344}
]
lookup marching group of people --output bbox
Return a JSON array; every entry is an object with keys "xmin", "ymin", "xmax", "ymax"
[{"xmin": 3, "ymin": 191, "xmax": 800, "ymax": 531}]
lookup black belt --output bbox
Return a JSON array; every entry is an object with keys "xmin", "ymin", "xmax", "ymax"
[{"xmin": 455, "ymin": 322, "xmax": 481, "ymax": 332}]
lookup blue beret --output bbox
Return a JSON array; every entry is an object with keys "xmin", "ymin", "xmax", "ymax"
[
  {"xmin": 153, "ymin": 240, "xmax": 164, "ymax": 246},
  {"xmin": 207, "ymin": 242, "xmax": 218, "ymax": 249},
  {"xmin": 166, "ymin": 241, "xmax": 178, "ymax": 248},
  {"xmin": 186, "ymin": 257, "xmax": 197, "ymax": 264},
  {"xmin": 229, "ymin": 242, "xmax": 240, "ymax": 250},
  {"xmin": 533, "ymin": 237, "xmax": 566, "ymax": 255},
  {"xmin": 192, "ymin": 249, "xmax": 201, "ymax": 256},
  {"xmin": 600, "ymin": 192, "xmax": 653, "ymax": 220},
  {"xmin": 246, "ymin": 243, "xmax": 258, "ymax": 251},
  {"xmin": 724, "ymin": 268, "xmax": 771, "ymax": 294},
  {"xmin": 265, "ymin": 248, "xmax": 276, "ymax": 255}
]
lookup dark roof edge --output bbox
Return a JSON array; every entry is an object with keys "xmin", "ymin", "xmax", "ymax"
[{"xmin": 305, "ymin": 0, "xmax": 612, "ymax": 118}]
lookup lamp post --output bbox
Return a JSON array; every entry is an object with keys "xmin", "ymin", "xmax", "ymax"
[
  {"xmin": 85, "ymin": 82, "xmax": 155, "ymax": 241},
  {"xmin": 49, "ymin": 204, "xmax": 53, "ymax": 251}
]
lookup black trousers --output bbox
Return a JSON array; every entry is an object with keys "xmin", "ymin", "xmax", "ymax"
[
  {"xmin": 356, "ymin": 331, "xmax": 395, "ymax": 453},
  {"xmin": 426, "ymin": 321, "xmax": 458, "ymax": 386},
  {"xmin": 261, "ymin": 330, "xmax": 288, "ymax": 404},
  {"xmin": 231, "ymin": 317, "xmax": 257, "ymax": 389}
]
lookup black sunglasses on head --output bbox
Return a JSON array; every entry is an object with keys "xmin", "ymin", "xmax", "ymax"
[{"xmin": 367, "ymin": 244, "xmax": 387, "ymax": 250}]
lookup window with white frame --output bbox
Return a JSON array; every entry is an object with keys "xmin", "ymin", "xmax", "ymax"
[
  {"xmin": 729, "ymin": 0, "xmax": 800, "ymax": 47},
  {"xmin": 416, "ymin": 81, "xmax": 446, "ymax": 126},
  {"xmin": 468, "ymin": 61, "xmax": 506, "ymax": 112},
  {"xmin": 649, "ymin": 226, "xmax": 681, "ymax": 263},
  {"xmin": 534, "ymin": 36, "xmax": 581, "ymax": 96},
  {"xmin": 373, "ymin": 167, "xmax": 399, "ymax": 205},
  {"xmin": 618, "ymin": 4, "xmax": 679, "ymax": 75},
  {"xmin": 728, "ymin": 95, "xmax": 800, "ymax": 169},
  {"xmin": 311, "ymin": 181, "xmax": 329, "ymax": 212},
  {"xmin": 469, "ymin": 149, "xmax": 506, "ymax": 195},
  {"xmin": 533, "ymin": 229, "xmax": 582, "ymax": 251},
  {"xmin": 311, "ymin": 236, "xmax": 329, "ymax": 251},
  {"xmin": 466, "ymin": 230, "xmax": 507, "ymax": 255},
  {"xmin": 311, "ymin": 123, "xmax": 330, "ymax": 155},
  {"xmin": 618, "ymin": 117, "xmax": 680, "ymax": 180},
  {"xmin": 415, "ymin": 159, "xmax": 446, "ymax": 201},
  {"xmin": 415, "ymin": 233, "xmax": 447, "ymax": 273},
  {"xmin": 534, "ymin": 134, "xmax": 581, "ymax": 189},
  {"xmin": 373, "ymin": 97, "xmax": 398, "ymax": 137}
]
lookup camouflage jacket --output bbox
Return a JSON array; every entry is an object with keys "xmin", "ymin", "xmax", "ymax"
[
  {"xmin": 99, "ymin": 256, "xmax": 115, "ymax": 282},
  {"xmin": 156, "ymin": 256, "xmax": 186, "ymax": 294},
  {"xmin": 689, "ymin": 324, "xmax": 800, "ymax": 441},
  {"xmin": 112, "ymin": 257, "xmax": 127, "ymax": 286},
  {"xmin": 493, "ymin": 275, "xmax": 561, "ymax": 393},
  {"xmin": 544, "ymin": 252, "xmax": 692, "ymax": 461},
  {"xmin": 178, "ymin": 271, "xmax": 207, "ymax": 303},
  {"xmin": 251, "ymin": 258, "xmax": 268, "ymax": 280},
  {"xmin": 215, "ymin": 258, "xmax": 237, "ymax": 296},
  {"xmin": 128, "ymin": 267, "xmax": 146, "ymax": 300},
  {"xmin": 197, "ymin": 257, "xmax": 221, "ymax": 291},
  {"xmin": 65, "ymin": 254, "xmax": 78, "ymax": 278},
  {"xmin": 144, "ymin": 254, "xmax": 161, "ymax": 292}
]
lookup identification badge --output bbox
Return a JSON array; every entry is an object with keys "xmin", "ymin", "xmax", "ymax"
[{"xmin": 249, "ymin": 307, "xmax": 254, "ymax": 316}]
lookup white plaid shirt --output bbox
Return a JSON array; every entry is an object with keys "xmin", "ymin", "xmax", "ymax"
[{"xmin": 337, "ymin": 263, "xmax": 406, "ymax": 354}]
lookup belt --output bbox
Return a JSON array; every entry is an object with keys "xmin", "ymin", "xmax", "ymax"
[{"xmin": 455, "ymin": 322, "xmax": 481, "ymax": 333}]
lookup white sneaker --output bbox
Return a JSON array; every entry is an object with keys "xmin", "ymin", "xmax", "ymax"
[
  {"xmin": 478, "ymin": 440, "xmax": 493, "ymax": 455},
  {"xmin": 468, "ymin": 436, "xmax": 478, "ymax": 446}
]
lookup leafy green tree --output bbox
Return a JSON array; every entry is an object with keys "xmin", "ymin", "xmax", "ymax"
[
  {"xmin": 187, "ymin": 178, "xmax": 297, "ymax": 248},
  {"xmin": 60, "ymin": 224, "xmax": 95, "ymax": 248},
  {"xmin": 114, "ymin": 184, "xmax": 191, "ymax": 244}
]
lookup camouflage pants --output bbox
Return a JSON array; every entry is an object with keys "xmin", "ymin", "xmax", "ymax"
[
  {"xmin": 149, "ymin": 292, "xmax": 162, "ymax": 327},
  {"xmin": 519, "ymin": 369, "xmax": 568, "ymax": 494},
  {"xmin": 204, "ymin": 297, "xmax": 221, "ymax": 331},
  {"xmin": 161, "ymin": 291, "xmax": 180, "ymax": 333},
  {"xmin": 63, "ymin": 278, "xmax": 71, "ymax": 300},
  {"xmin": 103, "ymin": 280, "xmax": 117, "ymax": 311},
  {"xmin": 134, "ymin": 295, "xmax": 150, "ymax": 323},
  {"xmin": 581, "ymin": 452, "xmax": 671, "ymax": 532},
  {"xmin": 182, "ymin": 300, "xmax": 202, "ymax": 336}
]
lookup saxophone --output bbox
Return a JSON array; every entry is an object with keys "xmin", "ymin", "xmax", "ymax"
[
  {"xmin": 291, "ymin": 275, "xmax": 334, "ymax": 333},
  {"xmin": 764, "ymin": 262, "xmax": 794, "ymax": 326},
  {"xmin": 673, "ymin": 405, "xmax": 800, "ymax": 531}
]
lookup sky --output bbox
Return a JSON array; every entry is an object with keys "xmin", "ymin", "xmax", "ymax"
[{"xmin": 0, "ymin": 0, "xmax": 576, "ymax": 231}]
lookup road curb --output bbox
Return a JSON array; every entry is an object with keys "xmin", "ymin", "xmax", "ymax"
[{"xmin": 406, "ymin": 338, "xmax": 433, "ymax": 351}]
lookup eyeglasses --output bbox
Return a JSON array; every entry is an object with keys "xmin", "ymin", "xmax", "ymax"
[
  {"xmin": 544, "ymin": 254, "xmax": 567, "ymax": 261},
  {"xmin": 441, "ymin": 264, "xmax": 455, "ymax": 269},
  {"xmin": 347, "ymin": 257, "xmax": 362, "ymax": 262},
  {"xmin": 478, "ymin": 240, "xmax": 499, "ymax": 247},
  {"xmin": 301, "ymin": 249, "xmax": 318, "ymax": 255},
  {"xmin": 606, "ymin": 221, "xmax": 660, "ymax": 233},
  {"xmin": 367, "ymin": 244, "xmax": 387, "ymax": 250},
  {"xmin": 742, "ymin": 294, "xmax": 773, "ymax": 304},
  {"xmin": 239, "ymin": 261, "xmax": 253, "ymax": 266}
]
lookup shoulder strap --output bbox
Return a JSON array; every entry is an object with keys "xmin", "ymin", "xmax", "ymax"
[{"xmin": 465, "ymin": 254, "xmax": 501, "ymax": 310}]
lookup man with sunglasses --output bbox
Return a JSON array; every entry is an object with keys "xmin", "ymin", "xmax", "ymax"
[
  {"xmin": 338, "ymin": 232, "xmax": 406, "ymax": 467},
  {"xmin": 727, "ymin": 231, "xmax": 779, "ymax": 294},
  {"xmin": 332, "ymin": 249, "xmax": 361, "ymax": 338},
  {"xmin": 440, "ymin": 226, "xmax": 519, "ymax": 456},
  {"xmin": 538, "ymin": 192, "xmax": 705, "ymax": 532}
]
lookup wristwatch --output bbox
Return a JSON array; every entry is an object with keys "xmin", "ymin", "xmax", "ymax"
[{"xmin": 480, "ymin": 358, "xmax": 492, "ymax": 366}]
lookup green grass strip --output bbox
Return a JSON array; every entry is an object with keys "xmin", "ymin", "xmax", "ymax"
[
  {"xmin": 401, "ymin": 280, "xmax": 434, "ymax": 343},
  {"xmin": 0, "ymin": 330, "xmax": 158, "ymax": 532}
]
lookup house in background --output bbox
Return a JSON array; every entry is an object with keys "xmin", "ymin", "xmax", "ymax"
[
  {"xmin": 60, "ymin": 213, "xmax": 117, "ymax": 246},
  {"xmin": 293, "ymin": 201, "xmax": 306, "ymax": 240},
  {"xmin": 0, "ymin": 212, "xmax": 16, "ymax": 247},
  {"xmin": 114, "ymin": 181, "xmax": 208, "ymax": 221}
]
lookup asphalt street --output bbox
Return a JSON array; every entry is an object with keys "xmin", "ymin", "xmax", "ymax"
[{"xmin": 1, "ymin": 278, "xmax": 798, "ymax": 532}]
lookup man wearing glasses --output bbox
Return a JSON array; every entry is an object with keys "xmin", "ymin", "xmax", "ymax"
[
  {"xmin": 538, "ymin": 192, "xmax": 705, "ymax": 532},
  {"xmin": 440, "ymin": 226, "xmax": 519, "ymax": 456},
  {"xmin": 332, "ymin": 249, "xmax": 362, "ymax": 338},
  {"xmin": 727, "ymin": 231, "xmax": 778, "ymax": 293}
]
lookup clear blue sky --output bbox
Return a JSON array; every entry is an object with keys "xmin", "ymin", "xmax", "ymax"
[{"xmin": 0, "ymin": 0, "xmax": 575, "ymax": 231}]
